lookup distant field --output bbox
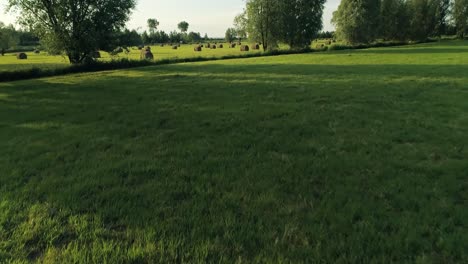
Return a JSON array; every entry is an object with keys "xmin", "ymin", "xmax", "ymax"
[
  {"xmin": 0, "ymin": 43, "xmax": 264, "ymax": 72},
  {"xmin": 1, "ymin": 40, "xmax": 467, "ymax": 262}
]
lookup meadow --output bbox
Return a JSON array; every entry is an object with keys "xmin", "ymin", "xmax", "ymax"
[
  {"xmin": 0, "ymin": 43, "xmax": 264, "ymax": 72},
  {"xmin": 0, "ymin": 40, "xmax": 467, "ymax": 263}
]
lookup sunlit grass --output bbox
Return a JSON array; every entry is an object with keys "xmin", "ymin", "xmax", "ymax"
[{"xmin": 0, "ymin": 40, "xmax": 467, "ymax": 263}]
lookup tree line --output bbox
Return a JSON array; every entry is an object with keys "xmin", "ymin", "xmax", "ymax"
[
  {"xmin": 332, "ymin": 0, "xmax": 468, "ymax": 44},
  {"xmin": 4, "ymin": 0, "xmax": 467, "ymax": 63},
  {"xmin": 0, "ymin": 22, "xmax": 39, "ymax": 52}
]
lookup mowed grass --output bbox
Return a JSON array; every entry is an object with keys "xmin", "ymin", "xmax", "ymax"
[
  {"xmin": 0, "ymin": 44, "xmax": 263, "ymax": 72},
  {"xmin": 0, "ymin": 40, "xmax": 468, "ymax": 263}
]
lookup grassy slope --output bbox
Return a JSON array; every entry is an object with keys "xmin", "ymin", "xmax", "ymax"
[
  {"xmin": 0, "ymin": 44, "xmax": 263, "ymax": 72},
  {"xmin": 0, "ymin": 40, "xmax": 467, "ymax": 263}
]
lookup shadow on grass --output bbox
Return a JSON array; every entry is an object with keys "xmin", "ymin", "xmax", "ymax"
[{"xmin": 1, "ymin": 61, "xmax": 468, "ymax": 261}]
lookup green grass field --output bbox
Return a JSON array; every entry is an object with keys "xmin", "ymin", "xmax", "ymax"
[
  {"xmin": 0, "ymin": 44, "xmax": 264, "ymax": 72},
  {"xmin": 1, "ymin": 40, "xmax": 467, "ymax": 263}
]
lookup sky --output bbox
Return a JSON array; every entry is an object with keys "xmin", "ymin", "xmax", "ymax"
[{"xmin": 0, "ymin": 0, "xmax": 339, "ymax": 37}]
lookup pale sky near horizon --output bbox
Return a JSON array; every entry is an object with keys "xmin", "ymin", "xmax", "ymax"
[{"xmin": 0, "ymin": 0, "xmax": 339, "ymax": 37}]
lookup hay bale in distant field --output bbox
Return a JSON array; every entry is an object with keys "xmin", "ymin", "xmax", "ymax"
[
  {"xmin": 240, "ymin": 45, "xmax": 249, "ymax": 52},
  {"xmin": 178, "ymin": 44, "xmax": 181, "ymax": 47},
  {"xmin": 172, "ymin": 45, "xmax": 178, "ymax": 50},
  {"xmin": 138, "ymin": 45, "xmax": 144, "ymax": 50},
  {"xmin": 230, "ymin": 43, "xmax": 236, "ymax": 48},
  {"xmin": 326, "ymin": 40, "xmax": 332, "ymax": 45},
  {"xmin": 218, "ymin": 44, "xmax": 223, "ymax": 48},
  {"xmin": 16, "ymin": 53, "xmax": 27, "ymax": 60},
  {"xmin": 34, "ymin": 49, "xmax": 40, "ymax": 54},
  {"xmin": 194, "ymin": 45, "xmax": 202, "ymax": 52},
  {"xmin": 251, "ymin": 43, "xmax": 260, "ymax": 50},
  {"xmin": 211, "ymin": 44, "xmax": 217, "ymax": 49},
  {"xmin": 238, "ymin": 42, "xmax": 242, "ymax": 45},
  {"xmin": 315, "ymin": 44, "xmax": 325, "ymax": 49},
  {"xmin": 140, "ymin": 47, "xmax": 153, "ymax": 60},
  {"xmin": 160, "ymin": 44, "xmax": 164, "ymax": 47},
  {"xmin": 200, "ymin": 44, "xmax": 204, "ymax": 47},
  {"xmin": 206, "ymin": 43, "xmax": 211, "ymax": 48}
]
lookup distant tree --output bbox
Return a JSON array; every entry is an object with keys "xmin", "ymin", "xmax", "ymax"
[
  {"xmin": 225, "ymin": 28, "xmax": 237, "ymax": 43},
  {"xmin": 178, "ymin": 21, "xmax": 189, "ymax": 33},
  {"xmin": 119, "ymin": 29, "xmax": 142, "ymax": 47},
  {"xmin": 7, "ymin": 0, "xmax": 136, "ymax": 63},
  {"xmin": 234, "ymin": 12, "xmax": 248, "ymax": 41},
  {"xmin": 278, "ymin": 0, "xmax": 326, "ymax": 49},
  {"xmin": 379, "ymin": 0, "xmax": 410, "ymax": 40},
  {"xmin": 187, "ymin": 32, "xmax": 202, "ymax": 43},
  {"xmin": 245, "ymin": 0, "xmax": 281, "ymax": 51},
  {"xmin": 204, "ymin": 33, "xmax": 209, "ymax": 41},
  {"xmin": 433, "ymin": 0, "xmax": 451, "ymax": 37},
  {"xmin": 332, "ymin": 0, "xmax": 381, "ymax": 44},
  {"xmin": 408, "ymin": 0, "xmax": 437, "ymax": 41},
  {"xmin": 454, "ymin": 0, "xmax": 468, "ymax": 38},
  {"xmin": 169, "ymin": 31, "xmax": 181, "ymax": 43},
  {"xmin": 0, "ymin": 22, "xmax": 19, "ymax": 50},
  {"xmin": 141, "ymin": 31, "xmax": 150, "ymax": 44},
  {"xmin": 147, "ymin": 18, "xmax": 160, "ymax": 34}
]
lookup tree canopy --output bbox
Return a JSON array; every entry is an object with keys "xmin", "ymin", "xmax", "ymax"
[{"xmin": 8, "ymin": 0, "xmax": 136, "ymax": 63}]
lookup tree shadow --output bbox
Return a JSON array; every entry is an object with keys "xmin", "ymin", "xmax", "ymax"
[{"xmin": 1, "ymin": 60, "xmax": 468, "ymax": 260}]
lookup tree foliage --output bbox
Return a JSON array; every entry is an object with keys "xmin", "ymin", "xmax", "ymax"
[
  {"xmin": 225, "ymin": 28, "xmax": 237, "ymax": 43},
  {"xmin": 147, "ymin": 19, "xmax": 160, "ymax": 34},
  {"xmin": 177, "ymin": 21, "xmax": 189, "ymax": 33},
  {"xmin": 454, "ymin": 0, "xmax": 468, "ymax": 38},
  {"xmin": 7, "ymin": 0, "xmax": 136, "ymax": 63},
  {"xmin": 332, "ymin": 0, "xmax": 381, "ymax": 44},
  {"xmin": 243, "ymin": 0, "xmax": 325, "ymax": 50}
]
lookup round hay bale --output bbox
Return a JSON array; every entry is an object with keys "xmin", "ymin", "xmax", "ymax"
[
  {"xmin": 138, "ymin": 45, "xmax": 144, "ymax": 50},
  {"xmin": 326, "ymin": 40, "xmax": 332, "ymax": 45},
  {"xmin": 34, "ymin": 49, "xmax": 40, "ymax": 54},
  {"xmin": 194, "ymin": 45, "xmax": 202, "ymax": 52},
  {"xmin": 160, "ymin": 44, "xmax": 164, "ymax": 47},
  {"xmin": 92, "ymin": 51, "xmax": 101, "ymax": 58},
  {"xmin": 211, "ymin": 44, "xmax": 217, "ymax": 49},
  {"xmin": 230, "ymin": 43, "xmax": 236, "ymax": 48},
  {"xmin": 218, "ymin": 44, "xmax": 223, "ymax": 48},
  {"xmin": 315, "ymin": 44, "xmax": 325, "ymax": 49},
  {"xmin": 200, "ymin": 44, "xmax": 204, "ymax": 47},
  {"xmin": 206, "ymin": 43, "xmax": 211, "ymax": 48},
  {"xmin": 140, "ymin": 49, "xmax": 154, "ymax": 60},
  {"xmin": 172, "ymin": 45, "xmax": 178, "ymax": 50},
  {"xmin": 16, "ymin": 52, "xmax": 27, "ymax": 60},
  {"xmin": 240, "ymin": 45, "xmax": 249, "ymax": 52},
  {"xmin": 251, "ymin": 44, "xmax": 260, "ymax": 50}
]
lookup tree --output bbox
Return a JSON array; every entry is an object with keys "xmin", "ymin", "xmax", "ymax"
[
  {"xmin": 433, "ymin": 0, "xmax": 451, "ymax": 37},
  {"xmin": 379, "ymin": 0, "xmax": 410, "ymax": 40},
  {"xmin": 204, "ymin": 33, "xmax": 209, "ymax": 41},
  {"xmin": 332, "ymin": 0, "xmax": 381, "ymax": 44},
  {"xmin": 278, "ymin": 0, "xmax": 326, "ymax": 49},
  {"xmin": 0, "ymin": 22, "xmax": 19, "ymax": 50},
  {"xmin": 7, "ymin": 0, "xmax": 136, "ymax": 64},
  {"xmin": 408, "ymin": 0, "xmax": 437, "ymax": 41},
  {"xmin": 454, "ymin": 0, "xmax": 468, "ymax": 38},
  {"xmin": 178, "ymin": 21, "xmax": 189, "ymax": 33},
  {"xmin": 141, "ymin": 31, "xmax": 150, "ymax": 45},
  {"xmin": 187, "ymin": 32, "xmax": 202, "ymax": 43},
  {"xmin": 147, "ymin": 18, "xmax": 160, "ymax": 34},
  {"xmin": 245, "ymin": 0, "xmax": 281, "ymax": 51},
  {"xmin": 234, "ymin": 12, "xmax": 248, "ymax": 41},
  {"xmin": 119, "ymin": 29, "xmax": 142, "ymax": 47},
  {"xmin": 225, "ymin": 28, "xmax": 237, "ymax": 43}
]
